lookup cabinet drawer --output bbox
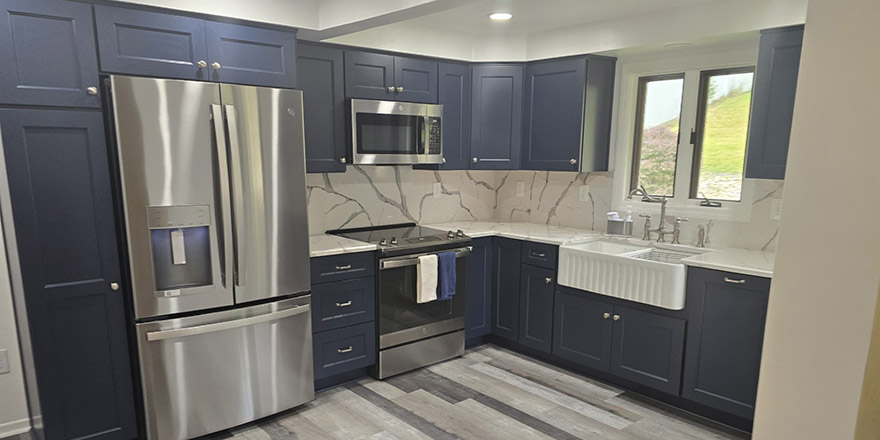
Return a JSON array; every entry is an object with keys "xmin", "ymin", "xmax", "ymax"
[
  {"xmin": 312, "ymin": 278, "xmax": 375, "ymax": 333},
  {"xmin": 313, "ymin": 322, "xmax": 376, "ymax": 379},
  {"xmin": 521, "ymin": 241, "xmax": 558, "ymax": 269},
  {"xmin": 310, "ymin": 252, "xmax": 375, "ymax": 284}
]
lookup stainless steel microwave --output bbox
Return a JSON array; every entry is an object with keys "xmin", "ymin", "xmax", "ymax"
[{"xmin": 350, "ymin": 99, "xmax": 443, "ymax": 165}]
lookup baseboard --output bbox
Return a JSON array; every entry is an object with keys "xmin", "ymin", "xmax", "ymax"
[{"xmin": 0, "ymin": 418, "xmax": 31, "ymax": 439}]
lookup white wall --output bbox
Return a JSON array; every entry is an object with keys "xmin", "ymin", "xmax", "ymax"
[
  {"xmin": 751, "ymin": 0, "xmax": 880, "ymax": 438},
  {"xmin": 0, "ymin": 223, "xmax": 30, "ymax": 437}
]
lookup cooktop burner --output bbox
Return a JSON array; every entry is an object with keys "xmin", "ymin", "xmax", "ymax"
[{"xmin": 328, "ymin": 223, "xmax": 469, "ymax": 254}]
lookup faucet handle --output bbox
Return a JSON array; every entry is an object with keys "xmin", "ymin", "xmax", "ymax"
[
  {"xmin": 675, "ymin": 217, "xmax": 689, "ymax": 224},
  {"xmin": 639, "ymin": 214, "xmax": 651, "ymax": 218}
]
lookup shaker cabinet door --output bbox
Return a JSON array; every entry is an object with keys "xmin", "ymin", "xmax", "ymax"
[
  {"xmin": 0, "ymin": 0, "xmax": 101, "ymax": 107},
  {"xmin": 394, "ymin": 56, "xmax": 438, "ymax": 103},
  {"xmin": 205, "ymin": 21, "xmax": 298, "ymax": 88},
  {"xmin": 609, "ymin": 305, "xmax": 685, "ymax": 395},
  {"xmin": 465, "ymin": 237, "xmax": 492, "ymax": 340},
  {"xmin": 345, "ymin": 51, "xmax": 395, "ymax": 100},
  {"xmin": 94, "ymin": 4, "xmax": 210, "ymax": 81},
  {"xmin": 518, "ymin": 264, "xmax": 555, "ymax": 354},
  {"xmin": 0, "ymin": 109, "xmax": 137, "ymax": 440},
  {"xmin": 491, "ymin": 237, "xmax": 522, "ymax": 341},
  {"xmin": 298, "ymin": 44, "xmax": 347, "ymax": 173},
  {"xmin": 552, "ymin": 288, "xmax": 613, "ymax": 372},
  {"xmin": 470, "ymin": 65, "xmax": 524, "ymax": 169}
]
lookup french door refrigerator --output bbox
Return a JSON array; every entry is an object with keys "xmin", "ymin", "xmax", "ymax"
[{"xmin": 109, "ymin": 75, "xmax": 313, "ymax": 440}]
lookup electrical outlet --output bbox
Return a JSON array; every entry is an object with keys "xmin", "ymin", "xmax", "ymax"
[
  {"xmin": 516, "ymin": 181, "xmax": 524, "ymax": 197},
  {"xmin": 769, "ymin": 198, "xmax": 782, "ymax": 220},
  {"xmin": 433, "ymin": 182, "xmax": 441, "ymax": 199},
  {"xmin": 579, "ymin": 185, "xmax": 591, "ymax": 202},
  {"xmin": 0, "ymin": 349, "xmax": 9, "ymax": 375}
]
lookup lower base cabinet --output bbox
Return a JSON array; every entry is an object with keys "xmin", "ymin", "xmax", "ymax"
[
  {"xmin": 518, "ymin": 264, "xmax": 555, "ymax": 353},
  {"xmin": 552, "ymin": 287, "xmax": 685, "ymax": 395},
  {"xmin": 313, "ymin": 321, "xmax": 377, "ymax": 380},
  {"xmin": 491, "ymin": 238, "xmax": 522, "ymax": 341}
]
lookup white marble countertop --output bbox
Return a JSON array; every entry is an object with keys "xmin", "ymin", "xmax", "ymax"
[
  {"xmin": 309, "ymin": 221, "xmax": 775, "ymax": 277},
  {"xmin": 309, "ymin": 233, "xmax": 377, "ymax": 258}
]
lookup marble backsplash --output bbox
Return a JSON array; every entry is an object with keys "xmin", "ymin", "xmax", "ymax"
[{"xmin": 306, "ymin": 166, "xmax": 783, "ymax": 251}]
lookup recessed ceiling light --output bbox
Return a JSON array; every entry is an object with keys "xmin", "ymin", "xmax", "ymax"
[{"xmin": 489, "ymin": 12, "xmax": 512, "ymax": 21}]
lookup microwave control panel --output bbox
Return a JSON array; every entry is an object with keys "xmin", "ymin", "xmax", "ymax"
[{"xmin": 427, "ymin": 117, "xmax": 442, "ymax": 155}]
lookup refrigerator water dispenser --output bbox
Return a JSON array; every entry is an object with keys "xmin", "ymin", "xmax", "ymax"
[{"xmin": 147, "ymin": 205, "xmax": 213, "ymax": 293}]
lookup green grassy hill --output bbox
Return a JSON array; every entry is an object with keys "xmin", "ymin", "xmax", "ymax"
[{"xmin": 700, "ymin": 91, "xmax": 752, "ymax": 174}]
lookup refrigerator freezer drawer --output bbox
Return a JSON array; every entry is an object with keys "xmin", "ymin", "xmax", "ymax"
[{"xmin": 136, "ymin": 295, "xmax": 314, "ymax": 440}]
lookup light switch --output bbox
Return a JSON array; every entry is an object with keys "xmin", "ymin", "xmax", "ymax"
[
  {"xmin": 0, "ymin": 349, "xmax": 9, "ymax": 375},
  {"xmin": 171, "ymin": 229, "xmax": 186, "ymax": 265},
  {"xmin": 516, "ymin": 181, "xmax": 524, "ymax": 197}
]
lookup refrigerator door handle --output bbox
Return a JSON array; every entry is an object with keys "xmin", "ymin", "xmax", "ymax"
[
  {"xmin": 145, "ymin": 303, "xmax": 310, "ymax": 341},
  {"xmin": 224, "ymin": 104, "xmax": 246, "ymax": 287},
  {"xmin": 210, "ymin": 104, "xmax": 233, "ymax": 289}
]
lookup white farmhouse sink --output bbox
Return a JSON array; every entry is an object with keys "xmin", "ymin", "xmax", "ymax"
[{"xmin": 557, "ymin": 240, "xmax": 705, "ymax": 310}]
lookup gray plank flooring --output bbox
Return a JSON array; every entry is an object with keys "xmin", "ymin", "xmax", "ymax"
[{"xmin": 215, "ymin": 344, "xmax": 749, "ymax": 440}]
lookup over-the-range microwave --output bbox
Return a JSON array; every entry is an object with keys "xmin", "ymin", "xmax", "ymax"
[{"xmin": 350, "ymin": 99, "xmax": 443, "ymax": 165}]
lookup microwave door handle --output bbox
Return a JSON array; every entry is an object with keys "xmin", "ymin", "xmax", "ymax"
[
  {"xmin": 210, "ymin": 104, "xmax": 233, "ymax": 289},
  {"xmin": 224, "ymin": 105, "xmax": 246, "ymax": 287}
]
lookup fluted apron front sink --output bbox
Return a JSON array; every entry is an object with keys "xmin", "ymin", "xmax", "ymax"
[{"xmin": 558, "ymin": 240, "xmax": 703, "ymax": 310}]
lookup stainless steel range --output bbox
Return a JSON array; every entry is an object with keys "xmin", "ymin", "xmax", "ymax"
[{"xmin": 329, "ymin": 223, "xmax": 470, "ymax": 378}]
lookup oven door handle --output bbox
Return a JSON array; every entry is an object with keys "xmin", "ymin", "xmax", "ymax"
[{"xmin": 379, "ymin": 246, "xmax": 472, "ymax": 270}]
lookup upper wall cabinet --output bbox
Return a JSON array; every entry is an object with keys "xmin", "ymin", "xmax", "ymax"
[
  {"xmin": 0, "ymin": 0, "xmax": 101, "ymax": 107},
  {"xmin": 414, "ymin": 62, "xmax": 472, "ymax": 170},
  {"xmin": 95, "ymin": 5, "xmax": 297, "ymax": 88},
  {"xmin": 521, "ymin": 57, "xmax": 614, "ymax": 172},
  {"xmin": 470, "ymin": 64, "xmax": 524, "ymax": 170},
  {"xmin": 744, "ymin": 25, "xmax": 804, "ymax": 180},
  {"xmin": 297, "ymin": 43, "xmax": 346, "ymax": 173},
  {"xmin": 344, "ymin": 51, "xmax": 438, "ymax": 103}
]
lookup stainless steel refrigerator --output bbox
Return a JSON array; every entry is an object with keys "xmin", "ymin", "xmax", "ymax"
[{"xmin": 109, "ymin": 75, "xmax": 314, "ymax": 440}]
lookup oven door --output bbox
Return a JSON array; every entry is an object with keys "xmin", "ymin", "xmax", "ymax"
[
  {"xmin": 350, "ymin": 99, "xmax": 443, "ymax": 165},
  {"xmin": 377, "ymin": 247, "xmax": 468, "ymax": 349}
]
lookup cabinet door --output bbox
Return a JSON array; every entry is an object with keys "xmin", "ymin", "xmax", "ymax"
[
  {"xmin": 0, "ymin": 0, "xmax": 100, "ymax": 107},
  {"xmin": 345, "ymin": 51, "xmax": 395, "ymax": 100},
  {"xmin": 683, "ymin": 268, "xmax": 770, "ymax": 419},
  {"xmin": 518, "ymin": 265, "xmax": 555, "ymax": 353},
  {"xmin": 610, "ymin": 305, "xmax": 685, "ymax": 395},
  {"xmin": 298, "ymin": 44, "xmax": 347, "ymax": 173},
  {"xmin": 491, "ymin": 237, "xmax": 522, "ymax": 341},
  {"xmin": 394, "ymin": 56, "xmax": 438, "ymax": 103},
  {"xmin": 0, "ymin": 109, "xmax": 137, "ymax": 440},
  {"xmin": 581, "ymin": 56, "xmax": 615, "ymax": 172},
  {"xmin": 466, "ymin": 237, "xmax": 492, "ymax": 339},
  {"xmin": 438, "ymin": 63, "xmax": 472, "ymax": 169},
  {"xmin": 311, "ymin": 277, "xmax": 375, "ymax": 333},
  {"xmin": 744, "ymin": 25, "xmax": 803, "ymax": 180},
  {"xmin": 206, "ymin": 21, "xmax": 297, "ymax": 88},
  {"xmin": 552, "ymin": 288, "xmax": 613, "ymax": 371},
  {"xmin": 522, "ymin": 58, "xmax": 586, "ymax": 171},
  {"xmin": 471, "ymin": 65, "xmax": 524, "ymax": 169},
  {"xmin": 94, "ymin": 5, "xmax": 209, "ymax": 81}
]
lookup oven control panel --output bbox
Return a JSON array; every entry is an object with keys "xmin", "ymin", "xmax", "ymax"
[{"xmin": 427, "ymin": 117, "xmax": 442, "ymax": 155}]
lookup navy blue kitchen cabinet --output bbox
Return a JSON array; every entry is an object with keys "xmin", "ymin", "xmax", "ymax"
[
  {"xmin": 465, "ymin": 237, "xmax": 492, "ymax": 340},
  {"xmin": 682, "ymin": 268, "xmax": 771, "ymax": 419},
  {"xmin": 610, "ymin": 305, "xmax": 686, "ymax": 395},
  {"xmin": 313, "ymin": 321, "xmax": 377, "ymax": 380},
  {"xmin": 518, "ymin": 264, "xmax": 555, "ymax": 353},
  {"xmin": 95, "ymin": 5, "xmax": 297, "ymax": 88},
  {"xmin": 311, "ymin": 278, "xmax": 375, "ymax": 333},
  {"xmin": 205, "ymin": 21, "xmax": 297, "ymax": 88},
  {"xmin": 470, "ymin": 64, "xmax": 524, "ymax": 169},
  {"xmin": 0, "ymin": 0, "xmax": 101, "ymax": 107},
  {"xmin": 424, "ymin": 62, "xmax": 472, "ymax": 170},
  {"xmin": 745, "ymin": 25, "xmax": 804, "ymax": 180},
  {"xmin": 0, "ymin": 109, "xmax": 137, "ymax": 440},
  {"xmin": 94, "ymin": 5, "xmax": 210, "ymax": 81},
  {"xmin": 552, "ymin": 288, "xmax": 613, "ymax": 372},
  {"xmin": 491, "ymin": 237, "xmax": 522, "ymax": 341},
  {"xmin": 521, "ymin": 56, "xmax": 615, "ymax": 171},
  {"xmin": 345, "ymin": 51, "xmax": 438, "ymax": 103},
  {"xmin": 297, "ymin": 43, "xmax": 347, "ymax": 173}
]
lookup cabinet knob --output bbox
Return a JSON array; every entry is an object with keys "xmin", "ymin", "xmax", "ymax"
[
  {"xmin": 396, "ymin": 86, "xmax": 404, "ymax": 93},
  {"xmin": 603, "ymin": 312, "xmax": 611, "ymax": 319},
  {"xmin": 472, "ymin": 157, "xmax": 478, "ymax": 163},
  {"xmin": 87, "ymin": 86, "xmax": 98, "ymax": 96},
  {"xmin": 197, "ymin": 60, "xmax": 207, "ymax": 69},
  {"xmin": 110, "ymin": 282, "xmax": 120, "ymax": 291},
  {"xmin": 442, "ymin": 158, "xmax": 447, "ymax": 164},
  {"xmin": 544, "ymin": 277, "xmax": 552, "ymax": 284},
  {"xmin": 612, "ymin": 314, "xmax": 621, "ymax": 321},
  {"xmin": 339, "ymin": 157, "xmax": 347, "ymax": 164},
  {"xmin": 387, "ymin": 86, "xmax": 395, "ymax": 92},
  {"xmin": 212, "ymin": 62, "xmax": 222, "ymax": 70},
  {"xmin": 570, "ymin": 158, "xmax": 577, "ymax": 165}
]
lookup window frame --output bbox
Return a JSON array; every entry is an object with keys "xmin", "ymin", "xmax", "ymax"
[
  {"xmin": 629, "ymin": 73, "xmax": 686, "ymax": 198},
  {"xmin": 610, "ymin": 45, "xmax": 760, "ymax": 222},
  {"xmin": 689, "ymin": 66, "xmax": 756, "ymax": 201}
]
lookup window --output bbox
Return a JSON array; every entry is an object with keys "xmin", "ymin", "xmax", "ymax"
[{"xmin": 629, "ymin": 66, "xmax": 755, "ymax": 203}]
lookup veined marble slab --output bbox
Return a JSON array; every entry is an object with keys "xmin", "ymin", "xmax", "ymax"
[
  {"xmin": 680, "ymin": 248, "xmax": 775, "ymax": 278},
  {"xmin": 309, "ymin": 233, "xmax": 377, "ymax": 258},
  {"xmin": 424, "ymin": 221, "xmax": 603, "ymax": 245}
]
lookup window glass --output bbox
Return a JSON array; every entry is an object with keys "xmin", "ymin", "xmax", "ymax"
[{"xmin": 631, "ymin": 75, "xmax": 685, "ymax": 197}]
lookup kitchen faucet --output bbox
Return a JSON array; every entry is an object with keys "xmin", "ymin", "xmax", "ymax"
[{"xmin": 628, "ymin": 186, "xmax": 687, "ymax": 243}]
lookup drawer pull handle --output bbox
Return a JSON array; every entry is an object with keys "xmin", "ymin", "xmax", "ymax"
[
  {"xmin": 336, "ymin": 301, "xmax": 352, "ymax": 307},
  {"xmin": 335, "ymin": 264, "xmax": 352, "ymax": 270},
  {"xmin": 612, "ymin": 314, "xmax": 621, "ymax": 321},
  {"xmin": 337, "ymin": 346, "xmax": 353, "ymax": 353},
  {"xmin": 603, "ymin": 312, "xmax": 611, "ymax": 319},
  {"xmin": 533, "ymin": 253, "xmax": 546, "ymax": 258},
  {"xmin": 724, "ymin": 277, "xmax": 746, "ymax": 284}
]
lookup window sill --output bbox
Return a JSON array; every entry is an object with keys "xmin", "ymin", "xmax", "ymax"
[{"xmin": 613, "ymin": 199, "xmax": 754, "ymax": 223}]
